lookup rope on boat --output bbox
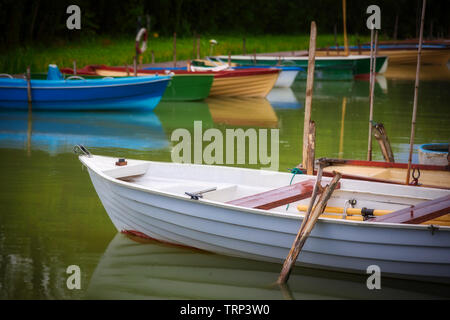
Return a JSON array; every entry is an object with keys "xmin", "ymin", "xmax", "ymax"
[{"xmin": 285, "ymin": 167, "xmax": 304, "ymax": 211}]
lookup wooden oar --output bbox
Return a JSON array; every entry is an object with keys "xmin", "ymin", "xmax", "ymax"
[
  {"xmin": 277, "ymin": 171, "xmax": 342, "ymax": 284},
  {"xmin": 297, "ymin": 205, "xmax": 392, "ymax": 216}
]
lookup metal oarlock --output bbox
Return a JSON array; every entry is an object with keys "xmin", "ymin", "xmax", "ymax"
[
  {"xmin": 185, "ymin": 187, "xmax": 217, "ymax": 200},
  {"xmin": 73, "ymin": 144, "xmax": 92, "ymax": 157}
]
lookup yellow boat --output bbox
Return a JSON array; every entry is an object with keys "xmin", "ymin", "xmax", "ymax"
[
  {"xmin": 190, "ymin": 59, "xmax": 280, "ymax": 97},
  {"xmin": 208, "ymin": 68, "xmax": 279, "ymax": 98}
]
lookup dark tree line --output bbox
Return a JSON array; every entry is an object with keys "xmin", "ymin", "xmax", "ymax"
[{"xmin": 1, "ymin": 0, "xmax": 449, "ymax": 48}]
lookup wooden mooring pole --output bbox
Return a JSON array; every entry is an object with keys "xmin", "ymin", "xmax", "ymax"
[
  {"xmin": 339, "ymin": 97, "xmax": 347, "ymax": 158},
  {"xmin": 73, "ymin": 60, "xmax": 77, "ymax": 75},
  {"xmin": 306, "ymin": 121, "xmax": 316, "ymax": 175},
  {"xmin": 26, "ymin": 66, "xmax": 32, "ymax": 104},
  {"xmin": 406, "ymin": 0, "xmax": 426, "ymax": 184},
  {"xmin": 302, "ymin": 21, "xmax": 317, "ymax": 171},
  {"xmin": 173, "ymin": 32, "xmax": 177, "ymax": 67},
  {"xmin": 277, "ymin": 170, "xmax": 342, "ymax": 284},
  {"xmin": 197, "ymin": 35, "xmax": 200, "ymax": 59},
  {"xmin": 342, "ymin": 0, "xmax": 349, "ymax": 56},
  {"xmin": 367, "ymin": 29, "xmax": 378, "ymax": 161}
]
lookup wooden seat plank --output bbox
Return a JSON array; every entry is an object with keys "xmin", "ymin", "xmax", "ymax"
[
  {"xmin": 370, "ymin": 194, "xmax": 450, "ymax": 224},
  {"xmin": 227, "ymin": 179, "xmax": 340, "ymax": 210}
]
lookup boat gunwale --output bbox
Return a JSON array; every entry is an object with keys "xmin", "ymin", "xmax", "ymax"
[
  {"xmin": 0, "ymin": 76, "xmax": 172, "ymax": 90},
  {"xmin": 80, "ymin": 155, "xmax": 450, "ymax": 232},
  {"xmin": 215, "ymin": 54, "xmax": 389, "ymax": 61}
]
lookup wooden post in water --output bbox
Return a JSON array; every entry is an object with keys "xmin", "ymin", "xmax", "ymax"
[
  {"xmin": 357, "ymin": 39, "xmax": 362, "ymax": 55},
  {"xmin": 125, "ymin": 63, "xmax": 130, "ymax": 76},
  {"xmin": 27, "ymin": 102, "xmax": 32, "ymax": 157},
  {"xmin": 228, "ymin": 51, "xmax": 231, "ymax": 67},
  {"xmin": 334, "ymin": 23, "xmax": 338, "ymax": 48},
  {"xmin": 306, "ymin": 121, "xmax": 316, "ymax": 175},
  {"xmin": 73, "ymin": 60, "xmax": 77, "ymax": 75},
  {"xmin": 339, "ymin": 97, "xmax": 347, "ymax": 158},
  {"xmin": 193, "ymin": 33, "xmax": 196, "ymax": 59},
  {"xmin": 406, "ymin": 0, "xmax": 426, "ymax": 185},
  {"xmin": 197, "ymin": 35, "xmax": 200, "ymax": 59},
  {"xmin": 393, "ymin": 13, "xmax": 399, "ymax": 40},
  {"xmin": 367, "ymin": 29, "xmax": 378, "ymax": 161},
  {"xmin": 277, "ymin": 170, "xmax": 342, "ymax": 284},
  {"xmin": 342, "ymin": 0, "xmax": 349, "ymax": 56},
  {"xmin": 302, "ymin": 21, "xmax": 317, "ymax": 170},
  {"xmin": 26, "ymin": 66, "xmax": 32, "ymax": 104},
  {"xmin": 173, "ymin": 32, "xmax": 177, "ymax": 67}
]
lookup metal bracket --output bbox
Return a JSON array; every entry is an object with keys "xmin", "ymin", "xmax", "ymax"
[
  {"xmin": 428, "ymin": 224, "xmax": 439, "ymax": 235},
  {"xmin": 185, "ymin": 187, "xmax": 217, "ymax": 200},
  {"xmin": 73, "ymin": 144, "xmax": 92, "ymax": 157}
]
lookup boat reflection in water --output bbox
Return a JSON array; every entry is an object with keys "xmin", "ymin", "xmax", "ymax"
[
  {"xmin": 0, "ymin": 110, "xmax": 168, "ymax": 154},
  {"xmin": 266, "ymin": 88, "xmax": 303, "ymax": 109},
  {"xmin": 155, "ymin": 100, "xmax": 213, "ymax": 134},
  {"xmin": 385, "ymin": 64, "xmax": 450, "ymax": 81},
  {"xmin": 86, "ymin": 233, "xmax": 450, "ymax": 300},
  {"xmin": 206, "ymin": 97, "xmax": 278, "ymax": 128}
]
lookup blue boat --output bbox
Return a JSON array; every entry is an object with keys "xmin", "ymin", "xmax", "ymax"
[{"xmin": 0, "ymin": 65, "xmax": 171, "ymax": 111}]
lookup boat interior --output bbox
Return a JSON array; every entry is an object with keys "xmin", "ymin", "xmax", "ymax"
[
  {"xmin": 323, "ymin": 164, "xmax": 450, "ymax": 189},
  {"xmin": 87, "ymin": 156, "xmax": 450, "ymax": 227}
]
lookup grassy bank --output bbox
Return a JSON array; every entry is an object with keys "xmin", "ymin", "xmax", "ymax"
[{"xmin": 2, "ymin": 34, "xmax": 377, "ymax": 74}]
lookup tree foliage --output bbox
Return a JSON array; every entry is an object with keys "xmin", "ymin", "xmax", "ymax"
[{"xmin": 1, "ymin": 0, "xmax": 448, "ymax": 48}]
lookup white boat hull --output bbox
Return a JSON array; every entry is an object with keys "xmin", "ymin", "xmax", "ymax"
[{"xmin": 81, "ymin": 155, "xmax": 450, "ymax": 283}]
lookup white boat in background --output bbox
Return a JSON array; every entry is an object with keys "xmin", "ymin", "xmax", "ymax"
[
  {"xmin": 190, "ymin": 59, "xmax": 301, "ymax": 88},
  {"xmin": 77, "ymin": 151, "xmax": 450, "ymax": 283}
]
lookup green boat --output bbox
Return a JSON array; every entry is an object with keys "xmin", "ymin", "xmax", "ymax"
[
  {"xmin": 56, "ymin": 66, "xmax": 214, "ymax": 101},
  {"xmin": 213, "ymin": 55, "xmax": 389, "ymax": 80},
  {"xmin": 160, "ymin": 73, "xmax": 213, "ymax": 101}
]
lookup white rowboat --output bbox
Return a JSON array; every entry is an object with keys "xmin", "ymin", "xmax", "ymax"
[{"xmin": 79, "ymin": 153, "xmax": 450, "ymax": 283}]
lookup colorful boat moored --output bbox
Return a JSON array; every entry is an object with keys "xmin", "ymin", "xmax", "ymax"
[{"xmin": 0, "ymin": 65, "xmax": 171, "ymax": 110}]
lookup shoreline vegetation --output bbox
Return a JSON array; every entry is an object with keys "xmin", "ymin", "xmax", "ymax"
[{"xmin": 2, "ymin": 34, "xmax": 377, "ymax": 74}]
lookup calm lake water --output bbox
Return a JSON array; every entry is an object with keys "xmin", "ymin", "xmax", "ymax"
[{"xmin": 0, "ymin": 65, "xmax": 449, "ymax": 300}]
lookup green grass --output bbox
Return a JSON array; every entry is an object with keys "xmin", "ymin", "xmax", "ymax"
[{"xmin": 2, "ymin": 34, "xmax": 377, "ymax": 74}]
